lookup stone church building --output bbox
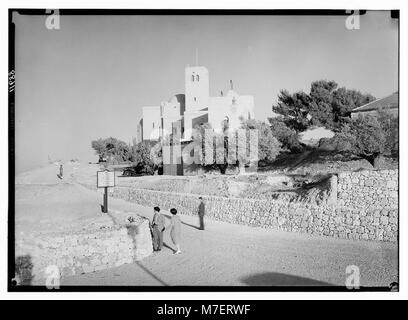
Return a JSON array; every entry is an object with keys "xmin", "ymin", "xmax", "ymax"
[{"xmin": 138, "ymin": 66, "xmax": 255, "ymax": 143}]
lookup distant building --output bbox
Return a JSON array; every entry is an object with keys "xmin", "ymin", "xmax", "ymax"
[
  {"xmin": 351, "ymin": 92, "xmax": 398, "ymax": 119},
  {"xmin": 140, "ymin": 66, "xmax": 255, "ymax": 141}
]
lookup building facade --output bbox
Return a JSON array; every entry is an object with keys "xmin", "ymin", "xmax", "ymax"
[
  {"xmin": 351, "ymin": 92, "xmax": 398, "ymax": 119},
  {"xmin": 141, "ymin": 66, "xmax": 255, "ymax": 142},
  {"xmin": 141, "ymin": 106, "xmax": 161, "ymax": 141}
]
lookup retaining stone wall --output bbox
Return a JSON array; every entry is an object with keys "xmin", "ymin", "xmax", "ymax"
[
  {"xmin": 337, "ymin": 170, "xmax": 398, "ymax": 210},
  {"xmin": 105, "ymin": 169, "xmax": 398, "ymax": 242},
  {"xmin": 16, "ymin": 219, "xmax": 153, "ymax": 285}
]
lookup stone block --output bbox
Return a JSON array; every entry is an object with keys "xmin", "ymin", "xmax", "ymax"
[
  {"xmin": 380, "ymin": 216, "xmax": 389, "ymax": 225},
  {"xmin": 82, "ymin": 264, "xmax": 94, "ymax": 273}
]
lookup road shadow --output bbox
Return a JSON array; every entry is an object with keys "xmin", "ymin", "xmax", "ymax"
[
  {"xmin": 14, "ymin": 255, "xmax": 34, "ymax": 286},
  {"xmin": 181, "ymin": 221, "xmax": 200, "ymax": 230},
  {"xmin": 125, "ymin": 223, "xmax": 169, "ymax": 286},
  {"xmin": 161, "ymin": 213, "xmax": 200, "ymax": 230},
  {"xmin": 241, "ymin": 272, "xmax": 333, "ymax": 287},
  {"xmin": 135, "ymin": 261, "xmax": 169, "ymax": 286},
  {"xmin": 162, "ymin": 242, "xmax": 176, "ymax": 253}
]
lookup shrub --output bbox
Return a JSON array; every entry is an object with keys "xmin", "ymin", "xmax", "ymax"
[{"xmin": 268, "ymin": 117, "xmax": 302, "ymax": 152}]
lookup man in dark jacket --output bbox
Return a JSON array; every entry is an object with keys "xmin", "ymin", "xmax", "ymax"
[
  {"xmin": 198, "ymin": 197, "xmax": 205, "ymax": 230},
  {"xmin": 151, "ymin": 206, "xmax": 165, "ymax": 251}
]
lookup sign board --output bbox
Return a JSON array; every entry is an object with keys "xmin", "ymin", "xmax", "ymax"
[{"xmin": 97, "ymin": 170, "xmax": 115, "ymax": 188}]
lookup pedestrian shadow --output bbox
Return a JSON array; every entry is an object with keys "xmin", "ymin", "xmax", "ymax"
[
  {"xmin": 161, "ymin": 213, "xmax": 200, "ymax": 230},
  {"xmin": 125, "ymin": 223, "xmax": 169, "ymax": 286},
  {"xmin": 181, "ymin": 221, "xmax": 200, "ymax": 230},
  {"xmin": 13, "ymin": 255, "xmax": 34, "ymax": 286},
  {"xmin": 162, "ymin": 242, "xmax": 176, "ymax": 253},
  {"xmin": 241, "ymin": 272, "xmax": 333, "ymax": 287},
  {"xmin": 135, "ymin": 261, "xmax": 169, "ymax": 286}
]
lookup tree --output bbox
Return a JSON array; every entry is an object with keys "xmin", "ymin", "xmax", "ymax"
[
  {"xmin": 240, "ymin": 119, "xmax": 282, "ymax": 164},
  {"xmin": 309, "ymin": 80, "xmax": 338, "ymax": 129},
  {"xmin": 332, "ymin": 87, "xmax": 375, "ymax": 124},
  {"xmin": 91, "ymin": 138, "xmax": 108, "ymax": 162},
  {"xmin": 268, "ymin": 116, "xmax": 301, "ymax": 152},
  {"xmin": 91, "ymin": 137, "xmax": 130, "ymax": 164},
  {"xmin": 273, "ymin": 90, "xmax": 312, "ymax": 132},
  {"xmin": 377, "ymin": 109, "xmax": 398, "ymax": 157},
  {"xmin": 127, "ymin": 140, "xmax": 159, "ymax": 175},
  {"xmin": 191, "ymin": 120, "xmax": 282, "ymax": 174},
  {"xmin": 330, "ymin": 115, "xmax": 386, "ymax": 168},
  {"xmin": 272, "ymin": 80, "xmax": 375, "ymax": 132},
  {"xmin": 150, "ymin": 139, "xmax": 163, "ymax": 171},
  {"xmin": 191, "ymin": 123, "xmax": 226, "ymax": 173}
]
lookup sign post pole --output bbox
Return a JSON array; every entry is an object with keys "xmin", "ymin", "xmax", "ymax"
[
  {"xmin": 97, "ymin": 169, "xmax": 115, "ymax": 213},
  {"xmin": 104, "ymin": 186, "xmax": 108, "ymax": 213}
]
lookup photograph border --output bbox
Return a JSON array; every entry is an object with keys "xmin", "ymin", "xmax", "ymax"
[{"xmin": 8, "ymin": 8, "xmax": 400, "ymax": 293}]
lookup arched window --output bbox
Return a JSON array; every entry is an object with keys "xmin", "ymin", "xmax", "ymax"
[
  {"xmin": 191, "ymin": 75, "xmax": 195, "ymax": 82},
  {"xmin": 222, "ymin": 116, "xmax": 230, "ymax": 132},
  {"xmin": 196, "ymin": 74, "xmax": 200, "ymax": 81}
]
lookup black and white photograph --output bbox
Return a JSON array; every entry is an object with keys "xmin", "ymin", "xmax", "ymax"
[{"xmin": 8, "ymin": 8, "xmax": 400, "ymax": 293}]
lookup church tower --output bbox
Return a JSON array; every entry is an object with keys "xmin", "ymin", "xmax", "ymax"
[
  {"xmin": 185, "ymin": 66, "xmax": 209, "ymax": 112},
  {"xmin": 183, "ymin": 66, "xmax": 210, "ymax": 139}
]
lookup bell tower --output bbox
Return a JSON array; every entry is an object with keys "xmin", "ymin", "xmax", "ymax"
[
  {"xmin": 185, "ymin": 66, "xmax": 209, "ymax": 112},
  {"xmin": 183, "ymin": 66, "xmax": 210, "ymax": 139}
]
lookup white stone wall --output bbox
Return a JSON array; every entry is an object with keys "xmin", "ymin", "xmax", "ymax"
[
  {"xmin": 16, "ymin": 218, "xmax": 153, "ymax": 285},
  {"xmin": 161, "ymin": 95, "xmax": 184, "ymax": 137},
  {"xmin": 185, "ymin": 66, "xmax": 209, "ymax": 113},
  {"xmin": 337, "ymin": 170, "xmax": 398, "ymax": 210},
  {"xmin": 209, "ymin": 91, "xmax": 254, "ymax": 132},
  {"xmin": 142, "ymin": 106, "xmax": 161, "ymax": 140},
  {"xmin": 140, "ymin": 66, "xmax": 255, "ymax": 142},
  {"xmin": 105, "ymin": 169, "xmax": 398, "ymax": 243}
]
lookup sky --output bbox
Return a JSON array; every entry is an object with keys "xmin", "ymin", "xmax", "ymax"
[{"xmin": 13, "ymin": 11, "xmax": 398, "ymax": 173}]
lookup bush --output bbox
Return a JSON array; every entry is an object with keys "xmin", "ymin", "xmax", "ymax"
[
  {"xmin": 191, "ymin": 120, "xmax": 282, "ymax": 174},
  {"xmin": 329, "ymin": 115, "xmax": 386, "ymax": 167},
  {"xmin": 241, "ymin": 119, "xmax": 282, "ymax": 163},
  {"xmin": 127, "ymin": 141, "xmax": 158, "ymax": 175},
  {"xmin": 377, "ymin": 109, "xmax": 398, "ymax": 157},
  {"xmin": 91, "ymin": 137, "xmax": 130, "ymax": 163},
  {"xmin": 268, "ymin": 117, "xmax": 302, "ymax": 152}
]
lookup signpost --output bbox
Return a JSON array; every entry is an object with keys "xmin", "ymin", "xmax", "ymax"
[{"xmin": 97, "ymin": 170, "xmax": 115, "ymax": 213}]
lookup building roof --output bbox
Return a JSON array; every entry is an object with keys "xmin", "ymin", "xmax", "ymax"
[{"xmin": 351, "ymin": 92, "xmax": 398, "ymax": 113}]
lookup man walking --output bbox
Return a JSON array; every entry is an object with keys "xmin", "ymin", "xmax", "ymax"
[
  {"xmin": 58, "ymin": 164, "xmax": 63, "ymax": 179},
  {"xmin": 151, "ymin": 206, "xmax": 165, "ymax": 251},
  {"xmin": 198, "ymin": 197, "xmax": 205, "ymax": 230}
]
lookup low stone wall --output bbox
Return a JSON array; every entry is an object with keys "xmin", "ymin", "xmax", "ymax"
[
  {"xmin": 337, "ymin": 170, "xmax": 398, "ymax": 210},
  {"xmin": 121, "ymin": 176, "xmax": 230, "ymax": 197},
  {"xmin": 105, "ymin": 171, "xmax": 398, "ymax": 242},
  {"xmin": 108, "ymin": 185, "xmax": 397, "ymax": 242},
  {"xmin": 81, "ymin": 169, "xmax": 398, "ymax": 243},
  {"xmin": 110, "ymin": 186, "xmax": 332, "ymax": 230},
  {"xmin": 16, "ymin": 218, "xmax": 153, "ymax": 285}
]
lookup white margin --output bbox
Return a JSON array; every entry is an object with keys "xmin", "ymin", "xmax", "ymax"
[{"xmin": 0, "ymin": 0, "xmax": 406, "ymax": 300}]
